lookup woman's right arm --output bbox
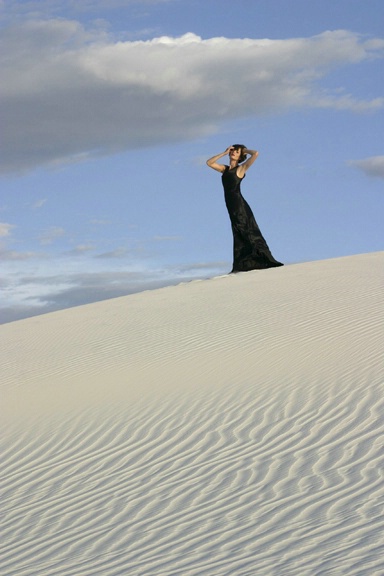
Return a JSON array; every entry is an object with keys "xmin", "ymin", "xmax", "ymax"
[{"xmin": 206, "ymin": 147, "xmax": 232, "ymax": 172}]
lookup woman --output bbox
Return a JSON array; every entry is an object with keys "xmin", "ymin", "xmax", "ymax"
[{"xmin": 206, "ymin": 144, "xmax": 283, "ymax": 273}]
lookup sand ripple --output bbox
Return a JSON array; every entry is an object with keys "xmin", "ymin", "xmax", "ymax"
[{"xmin": 1, "ymin": 253, "xmax": 383, "ymax": 575}]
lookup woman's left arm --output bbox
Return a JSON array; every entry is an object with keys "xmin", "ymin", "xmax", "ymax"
[{"xmin": 237, "ymin": 149, "xmax": 259, "ymax": 177}]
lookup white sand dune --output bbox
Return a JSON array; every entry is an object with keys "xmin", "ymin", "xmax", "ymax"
[{"xmin": 1, "ymin": 252, "xmax": 383, "ymax": 576}]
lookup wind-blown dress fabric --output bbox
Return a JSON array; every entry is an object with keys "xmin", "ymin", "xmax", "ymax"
[{"xmin": 222, "ymin": 165, "xmax": 283, "ymax": 273}]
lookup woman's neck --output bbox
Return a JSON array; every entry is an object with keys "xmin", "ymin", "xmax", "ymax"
[{"xmin": 229, "ymin": 160, "xmax": 238, "ymax": 169}]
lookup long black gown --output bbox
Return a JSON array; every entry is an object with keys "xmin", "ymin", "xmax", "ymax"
[{"xmin": 222, "ymin": 165, "xmax": 283, "ymax": 273}]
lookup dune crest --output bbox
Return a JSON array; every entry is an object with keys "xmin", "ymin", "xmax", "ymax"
[{"xmin": 1, "ymin": 252, "xmax": 383, "ymax": 575}]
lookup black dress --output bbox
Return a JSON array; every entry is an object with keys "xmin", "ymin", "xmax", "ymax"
[{"xmin": 222, "ymin": 165, "xmax": 283, "ymax": 273}]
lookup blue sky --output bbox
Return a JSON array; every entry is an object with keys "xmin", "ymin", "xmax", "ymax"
[{"xmin": 1, "ymin": 0, "xmax": 383, "ymax": 323}]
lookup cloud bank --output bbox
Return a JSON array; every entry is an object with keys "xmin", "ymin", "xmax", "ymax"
[
  {"xmin": 1, "ymin": 21, "xmax": 384, "ymax": 174},
  {"xmin": 0, "ymin": 259, "xmax": 227, "ymax": 324}
]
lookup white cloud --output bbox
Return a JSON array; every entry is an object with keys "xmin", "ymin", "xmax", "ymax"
[
  {"xmin": 0, "ymin": 248, "xmax": 40, "ymax": 260},
  {"xmin": 348, "ymin": 155, "xmax": 384, "ymax": 179},
  {"xmin": 1, "ymin": 22, "xmax": 384, "ymax": 174},
  {"xmin": 38, "ymin": 226, "xmax": 66, "ymax": 245},
  {"xmin": 0, "ymin": 222, "xmax": 15, "ymax": 237},
  {"xmin": 65, "ymin": 244, "xmax": 95, "ymax": 255},
  {"xmin": 32, "ymin": 198, "xmax": 47, "ymax": 209}
]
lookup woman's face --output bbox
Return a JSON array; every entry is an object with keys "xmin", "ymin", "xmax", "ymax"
[{"xmin": 229, "ymin": 147, "xmax": 242, "ymax": 161}]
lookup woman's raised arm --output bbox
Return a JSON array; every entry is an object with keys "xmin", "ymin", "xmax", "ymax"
[
  {"xmin": 236, "ymin": 149, "xmax": 259, "ymax": 177},
  {"xmin": 206, "ymin": 146, "xmax": 232, "ymax": 173}
]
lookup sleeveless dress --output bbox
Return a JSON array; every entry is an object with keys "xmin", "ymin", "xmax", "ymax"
[{"xmin": 222, "ymin": 165, "xmax": 283, "ymax": 273}]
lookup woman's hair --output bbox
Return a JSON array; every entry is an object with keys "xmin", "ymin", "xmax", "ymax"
[{"xmin": 232, "ymin": 144, "xmax": 247, "ymax": 163}]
